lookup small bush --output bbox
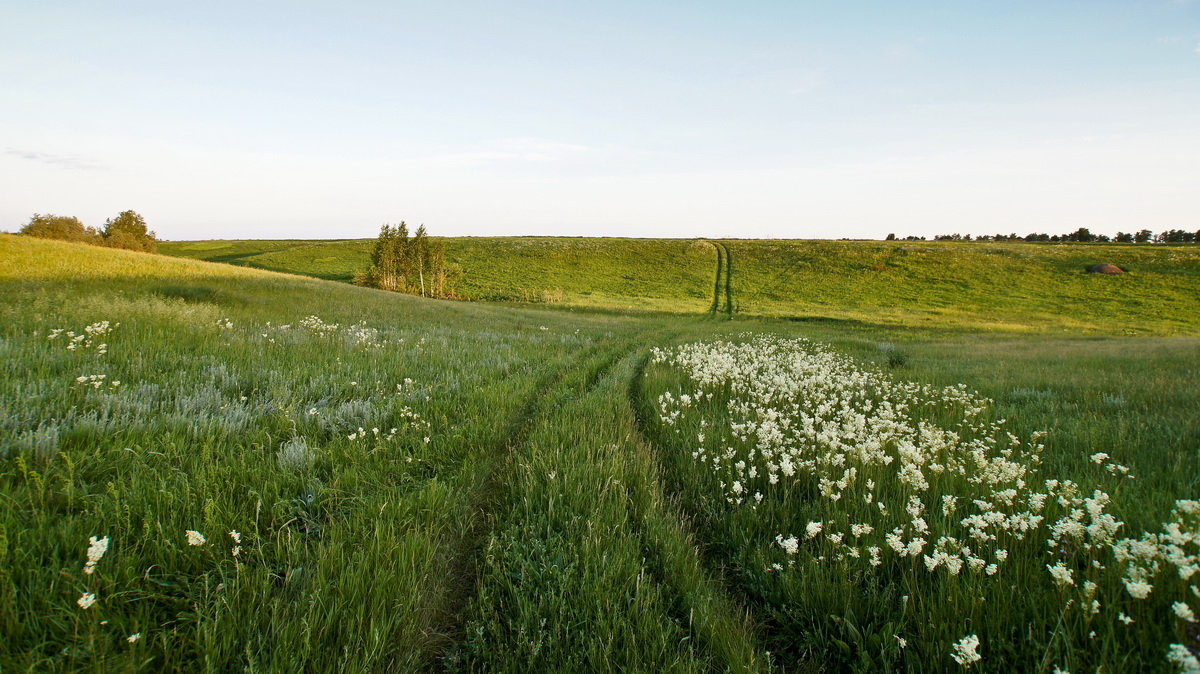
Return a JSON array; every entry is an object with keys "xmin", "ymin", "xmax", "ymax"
[
  {"xmin": 277, "ymin": 436, "xmax": 314, "ymax": 471},
  {"xmin": 875, "ymin": 341, "xmax": 908, "ymax": 368}
]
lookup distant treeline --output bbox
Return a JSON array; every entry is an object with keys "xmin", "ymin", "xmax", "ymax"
[
  {"xmin": 16, "ymin": 212, "xmax": 159, "ymax": 252},
  {"xmin": 354, "ymin": 222, "xmax": 456, "ymax": 298},
  {"xmin": 887, "ymin": 227, "xmax": 1200, "ymax": 243}
]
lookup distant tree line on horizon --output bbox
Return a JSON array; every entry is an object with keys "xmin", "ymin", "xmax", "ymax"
[
  {"xmin": 886, "ymin": 227, "xmax": 1200, "ymax": 244},
  {"xmin": 16, "ymin": 211, "xmax": 159, "ymax": 252},
  {"xmin": 355, "ymin": 222, "xmax": 456, "ymax": 298}
]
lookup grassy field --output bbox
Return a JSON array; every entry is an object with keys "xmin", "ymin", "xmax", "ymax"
[
  {"xmin": 5, "ymin": 233, "xmax": 1200, "ymax": 671},
  {"xmin": 160, "ymin": 237, "xmax": 720, "ymax": 314},
  {"xmin": 161, "ymin": 237, "xmax": 1200, "ymax": 335}
]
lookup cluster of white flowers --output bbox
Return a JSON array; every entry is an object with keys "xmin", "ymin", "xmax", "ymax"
[
  {"xmin": 83, "ymin": 535, "xmax": 109, "ymax": 575},
  {"xmin": 653, "ymin": 336, "xmax": 1058, "ymax": 579},
  {"xmin": 74, "ymin": 374, "xmax": 120, "ymax": 390},
  {"xmin": 950, "ymin": 634, "xmax": 981, "ymax": 666},
  {"xmin": 294, "ymin": 315, "xmax": 389, "ymax": 348},
  {"xmin": 652, "ymin": 335, "xmax": 1198, "ymax": 671},
  {"xmin": 345, "ymin": 406, "xmax": 431, "ymax": 442},
  {"xmin": 48, "ymin": 321, "xmax": 118, "ymax": 354},
  {"xmin": 346, "ymin": 426, "xmax": 398, "ymax": 441},
  {"xmin": 1168, "ymin": 644, "xmax": 1200, "ymax": 673}
]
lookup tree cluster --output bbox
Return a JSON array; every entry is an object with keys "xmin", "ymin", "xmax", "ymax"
[
  {"xmin": 17, "ymin": 211, "xmax": 159, "ymax": 252},
  {"xmin": 355, "ymin": 222, "xmax": 454, "ymax": 298},
  {"xmin": 887, "ymin": 227, "xmax": 1200, "ymax": 244}
]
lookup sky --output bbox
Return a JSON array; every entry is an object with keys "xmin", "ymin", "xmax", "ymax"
[{"xmin": 1, "ymin": 1, "xmax": 1198, "ymax": 240}]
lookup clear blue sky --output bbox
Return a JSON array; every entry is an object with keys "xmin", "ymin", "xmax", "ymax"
[{"xmin": 2, "ymin": 1, "xmax": 1197, "ymax": 239}]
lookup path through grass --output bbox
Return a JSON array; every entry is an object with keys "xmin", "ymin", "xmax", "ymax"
[{"xmin": 5, "ymin": 234, "xmax": 1199, "ymax": 671}]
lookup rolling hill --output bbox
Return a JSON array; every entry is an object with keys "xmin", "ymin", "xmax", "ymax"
[
  {"xmin": 161, "ymin": 237, "xmax": 1200, "ymax": 334},
  {"xmin": 5, "ymin": 234, "xmax": 1200, "ymax": 671}
]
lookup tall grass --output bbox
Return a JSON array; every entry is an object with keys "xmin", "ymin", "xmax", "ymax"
[
  {"xmin": 639, "ymin": 331, "xmax": 1200, "ymax": 671},
  {"xmin": 4, "ymin": 234, "xmax": 1198, "ymax": 671},
  {"xmin": 0, "ymin": 235, "xmax": 669, "ymax": 670}
]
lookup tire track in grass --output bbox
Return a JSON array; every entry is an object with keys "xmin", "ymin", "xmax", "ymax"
[
  {"xmin": 703, "ymin": 240, "xmax": 734, "ymax": 318},
  {"xmin": 458, "ymin": 325, "xmax": 766, "ymax": 671},
  {"xmin": 422, "ymin": 335, "xmax": 624, "ymax": 666},
  {"xmin": 624, "ymin": 348, "xmax": 766, "ymax": 673},
  {"xmin": 707, "ymin": 240, "xmax": 725, "ymax": 315},
  {"xmin": 718, "ymin": 242, "xmax": 735, "ymax": 317},
  {"xmin": 457, "ymin": 335, "xmax": 684, "ymax": 671}
]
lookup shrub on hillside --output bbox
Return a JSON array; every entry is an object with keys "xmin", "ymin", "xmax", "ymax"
[
  {"xmin": 18, "ymin": 213, "xmax": 102, "ymax": 243},
  {"xmin": 17, "ymin": 210, "xmax": 159, "ymax": 252},
  {"xmin": 101, "ymin": 210, "xmax": 159, "ymax": 252}
]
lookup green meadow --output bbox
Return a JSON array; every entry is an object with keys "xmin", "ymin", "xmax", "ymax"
[
  {"xmin": 5, "ymin": 233, "xmax": 1200, "ymax": 672},
  {"xmin": 160, "ymin": 237, "xmax": 1200, "ymax": 334}
]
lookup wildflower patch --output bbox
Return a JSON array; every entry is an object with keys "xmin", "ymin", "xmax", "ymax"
[{"xmin": 649, "ymin": 335, "xmax": 1200, "ymax": 671}]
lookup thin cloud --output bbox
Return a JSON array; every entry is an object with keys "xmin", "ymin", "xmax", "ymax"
[
  {"xmin": 428, "ymin": 137, "xmax": 593, "ymax": 167},
  {"xmin": 4, "ymin": 148, "xmax": 103, "ymax": 170}
]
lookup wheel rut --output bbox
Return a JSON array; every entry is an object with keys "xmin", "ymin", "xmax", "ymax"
[
  {"xmin": 625, "ymin": 347, "xmax": 765, "ymax": 672},
  {"xmin": 704, "ymin": 240, "xmax": 735, "ymax": 318},
  {"xmin": 422, "ymin": 337, "xmax": 622, "ymax": 666}
]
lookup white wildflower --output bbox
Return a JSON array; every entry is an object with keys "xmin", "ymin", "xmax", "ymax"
[
  {"xmin": 776, "ymin": 535, "xmax": 800, "ymax": 555},
  {"xmin": 1125, "ymin": 579, "xmax": 1153, "ymax": 599},
  {"xmin": 83, "ymin": 535, "xmax": 109, "ymax": 575},
  {"xmin": 1047, "ymin": 562, "xmax": 1075, "ymax": 587},
  {"xmin": 1167, "ymin": 644, "xmax": 1200, "ymax": 673},
  {"xmin": 951, "ymin": 634, "xmax": 981, "ymax": 666},
  {"xmin": 1175, "ymin": 602, "xmax": 1197, "ymax": 621}
]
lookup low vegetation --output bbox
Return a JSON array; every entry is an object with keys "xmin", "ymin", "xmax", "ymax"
[
  {"xmin": 642, "ymin": 333, "xmax": 1200, "ymax": 671},
  {"xmin": 161, "ymin": 237, "xmax": 1200, "ymax": 334},
  {"xmin": 892, "ymin": 226, "xmax": 1200, "ymax": 244},
  {"xmin": 19, "ymin": 211, "xmax": 160, "ymax": 252},
  {"xmin": 4, "ymin": 233, "xmax": 1198, "ymax": 671}
]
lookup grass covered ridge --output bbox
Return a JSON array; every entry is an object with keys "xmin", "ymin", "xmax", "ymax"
[{"xmin": 161, "ymin": 237, "xmax": 1200, "ymax": 334}]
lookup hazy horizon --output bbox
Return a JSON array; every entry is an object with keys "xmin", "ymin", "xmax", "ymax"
[{"xmin": 3, "ymin": 1, "xmax": 1198, "ymax": 241}]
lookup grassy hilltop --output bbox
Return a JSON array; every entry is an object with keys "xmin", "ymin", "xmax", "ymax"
[
  {"xmin": 161, "ymin": 237, "xmax": 1200, "ymax": 334},
  {"xmin": 5, "ymin": 233, "xmax": 1200, "ymax": 671}
]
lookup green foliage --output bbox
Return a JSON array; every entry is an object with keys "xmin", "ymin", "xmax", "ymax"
[
  {"xmin": 17, "ymin": 211, "xmax": 158, "ymax": 253},
  {"xmin": 357, "ymin": 223, "xmax": 453, "ymax": 297},
  {"xmin": 19, "ymin": 213, "xmax": 100, "ymax": 244},
  {"xmin": 101, "ymin": 210, "xmax": 158, "ymax": 252}
]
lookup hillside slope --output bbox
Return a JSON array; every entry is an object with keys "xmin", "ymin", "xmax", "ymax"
[
  {"xmin": 0, "ymin": 235, "xmax": 753, "ymax": 670},
  {"xmin": 7, "ymin": 234, "xmax": 1200, "ymax": 671},
  {"xmin": 162, "ymin": 237, "xmax": 1200, "ymax": 334}
]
